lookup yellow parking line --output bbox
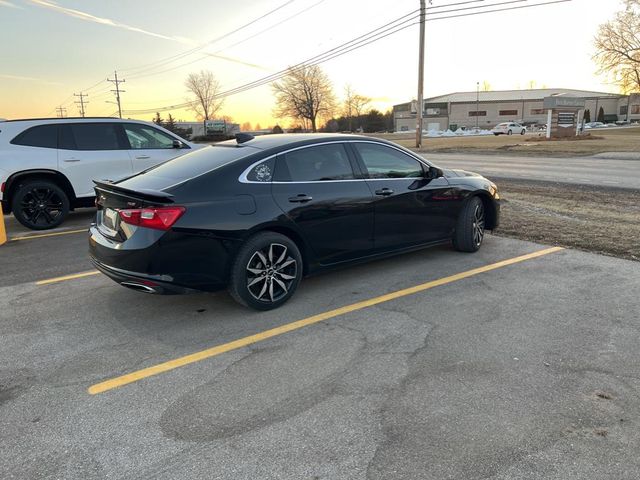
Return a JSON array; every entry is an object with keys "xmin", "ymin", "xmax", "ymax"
[
  {"xmin": 11, "ymin": 228, "xmax": 87, "ymax": 241},
  {"xmin": 87, "ymin": 246, "xmax": 564, "ymax": 395},
  {"xmin": 36, "ymin": 270, "xmax": 100, "ymax": 285}
]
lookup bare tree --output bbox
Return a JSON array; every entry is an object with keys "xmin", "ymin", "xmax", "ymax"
[
  {"xmin": 185, "ymin": 70, "xmax": 224, "ymax": 121},
  {"xmin": 482, "ymin": 80, "xmax": 492, "ymax": 92},
  {"xmin": 272, "ymin": 65, "xmax": 336, "ymax": 132},
  {"xmin": 343, "ymin": 84, "xmax": 371, "ymax": 131},
  {"xmin": 594, "ymin": 1, "xmax": 640, "ymax": 92}
]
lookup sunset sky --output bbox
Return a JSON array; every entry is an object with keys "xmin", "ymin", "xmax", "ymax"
[{"xmin": 0, "ymin": 0, "xmax": 627, "ymax": 127}]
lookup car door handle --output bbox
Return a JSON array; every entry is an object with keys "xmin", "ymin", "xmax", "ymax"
[
  {"xmin": 135, "ymin": 155, "xmax": 151, "ymax": 159},
  {"xmin": 375, "ymin": 188, "xmax": 394, "ymax": 196},
  {"xmin": 63, "ymin": 158, "xmax": 80, "ymax": 162},
  {"xmin": 288, "ymin": 194, "xmax": 313, "ymax": 203}
]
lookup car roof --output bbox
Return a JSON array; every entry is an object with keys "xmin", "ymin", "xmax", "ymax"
[
  {"xmin": 217, "ymin": 133, "xmax": 382, "ymax": 151},
  {"xmin": 1, "ymin": 117, "xmax": 151, "ymax": 124}
]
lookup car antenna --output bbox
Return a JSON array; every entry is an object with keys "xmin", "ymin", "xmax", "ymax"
[{"xmin": 235, "ymin": 133, "xmax": 254, "ymax": 144}]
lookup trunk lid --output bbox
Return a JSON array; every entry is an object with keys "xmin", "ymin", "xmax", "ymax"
[{"xmin": 94, "ymin": 180, "xmax": 173, "ymax": 241}]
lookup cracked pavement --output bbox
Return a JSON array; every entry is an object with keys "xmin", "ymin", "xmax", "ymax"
[{"xmin": 1, "ymin": 230, "xmax": 639, "ymax": 479}]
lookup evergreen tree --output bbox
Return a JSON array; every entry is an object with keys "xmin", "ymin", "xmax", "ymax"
[
  {"xmin": 584, "ymin": 109, "xmax": 591, "ymax": 123},
  {"xmin": 152, "ymin": 112, "xmax": 164, "ymax": 126},
  {"xmin": 597, "ymin": 106, "xmax": 605, "ymax": 123}
]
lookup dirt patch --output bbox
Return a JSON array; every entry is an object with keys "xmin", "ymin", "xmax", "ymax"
[{"xmin": 493, "ymin": 179, "xmax": 640, "ymax": 261}]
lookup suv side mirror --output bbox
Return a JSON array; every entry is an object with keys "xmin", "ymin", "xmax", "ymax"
[{"xmin": 172, "ymin": 139, "xmax": 184, "ymax": 149}]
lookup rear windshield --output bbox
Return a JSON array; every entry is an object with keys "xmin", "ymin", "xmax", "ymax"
[{"xmin": 117, "ymin": 145, "xmax": 258, "ymax": 191}]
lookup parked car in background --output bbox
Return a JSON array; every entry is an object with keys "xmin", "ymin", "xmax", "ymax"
[
  {"xmin": 0, "ymin": 117, "xmax": 201, "ymax": 229},
  {"xmin": 89, "ymin": 133, "xmax": 500, "ymax": 310},
  {"xmin": 491, "ymin": 122, "xmax": 526, "ymax": 135}
]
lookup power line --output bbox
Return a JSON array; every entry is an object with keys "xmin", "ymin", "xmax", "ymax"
[
  {"xmin": 122, "ymin": 0, "xmax": 571, "ymax": 115},
  {"xmin": 121, "ymin": 0, "xmax": 296, "ymax": 76},
  {"xmin": 126, "ymin": 0, "xmax": 328, "ymax": 81},
  {"xmin": 74, "ymin": 92, "xmax": 89, "ymax": 117},
  {"xmin": 55, "ymin": 106, "xmax": 67, "ymax": 118},
  {"xmin": 107, "ymin": 71, "xmax": 126, "ymax": 118}
]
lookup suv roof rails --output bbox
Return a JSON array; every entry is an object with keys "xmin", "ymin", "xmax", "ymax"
[{"xmin": 1, "ymin": 117, "xmax": 126, "ymax": 122}]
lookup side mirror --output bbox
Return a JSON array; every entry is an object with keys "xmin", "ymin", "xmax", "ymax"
[
  {"xmin": 172, "ymin": 139, "xmax": 184, "ymax": 149},
  {"xmin": 426, "ymin": 166, "xmax": 444, "ymax": 179}
]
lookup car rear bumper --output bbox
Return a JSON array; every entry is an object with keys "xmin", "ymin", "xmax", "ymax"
[
  {"xmin": 89, "ymin": 224, "xmax": 236, "ymax": 293},
  {"xmin": 91, "ymin": 257, "xmax": 201, "ymax": 294}
]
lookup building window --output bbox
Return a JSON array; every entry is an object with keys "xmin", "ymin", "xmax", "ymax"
[
  {"xmin": 530, "ymin": 108, "xmax": 546, "ymax": 115},
  {"xmin": 499, "ymin": 109, "xmax": 518, "ymax": 116},
  {"xmin": 469, "ymin": 111, "xmax": 486, "ymax": 117},
  {"xmin": 426, "ymin": 108, "xmax": 440, "ymax": 115},
  {"xmin": 631, "ymin": 105, "xmax": 640, "ymax": 114},
  {"xmin": 620, "ymin": 105, "xmax": 628, "ymax": 115}
]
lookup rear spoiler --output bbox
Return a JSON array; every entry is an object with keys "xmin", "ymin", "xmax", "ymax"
[{"xmin": 93, "ymin": 180, "xmax": 174, "ymax": 203}]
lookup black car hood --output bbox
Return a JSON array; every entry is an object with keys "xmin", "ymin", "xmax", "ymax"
[{"xmin": 442, "ymin": 168, "xmax": 481, "ymax": 178}]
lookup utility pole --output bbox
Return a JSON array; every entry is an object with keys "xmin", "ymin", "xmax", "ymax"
[
  {"xmin": 55, "ymin": 106, "xmax": 67, "ymax": 118},
  {"xmin": 107, "ymin": 70, "xmax": 126, "ymax": 118},
  {"xmin": 74, "ymin": 92, "xmax": 89, "ymax": 117},
  {"xmin": 476, "ymin": 81, "xmax": 480, "ymax": 129},
  {"xmin": 415, "ymin": 0, "xmax": 427, "ymax": 148}
]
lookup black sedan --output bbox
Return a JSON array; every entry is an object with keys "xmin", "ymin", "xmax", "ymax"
[{"xmin": 89, "ymin": 134, "xmax": 499, "ymax": 310}]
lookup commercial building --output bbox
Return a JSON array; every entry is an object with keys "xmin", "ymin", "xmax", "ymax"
[{"xmin": 393, "ymin": 88, "xmax": 640, "ymax": 132}]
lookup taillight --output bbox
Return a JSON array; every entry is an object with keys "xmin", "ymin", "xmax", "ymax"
[{"xmin": 118, "ymin": 206, "xmax": 185, "ymax": 231}]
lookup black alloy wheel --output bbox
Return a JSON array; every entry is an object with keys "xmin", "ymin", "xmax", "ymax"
[
  {"xmin": 12, "ymin": 180, "xmax": 69, "ymax": 230},
  {"xmin": 229, "ymin": 232, "xmax": 303, "ymax": 310},
  {"xmin": 453, "ymin": 196, "xmax": 486, "ymax": 253}
]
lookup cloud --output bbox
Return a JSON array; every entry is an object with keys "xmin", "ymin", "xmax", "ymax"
[
  {"xmin": 25, "ymin": 0, "xmax": 265, "ymax": 69},
  {"xmin": 0, "ymin": 73, "xmax": 63, "ymax": 86},
  {"xmin": 0, "ymin": 0, "xmax": 22, "ymax": 8}
]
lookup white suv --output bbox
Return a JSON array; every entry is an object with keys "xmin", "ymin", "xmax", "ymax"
[{"xmin": 0, "ymin": 117, "xmax": 202, "ymax": 230}]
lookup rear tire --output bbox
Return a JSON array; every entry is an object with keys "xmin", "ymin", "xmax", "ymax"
[
  {"xmin": 453, "ymin": 196, "xmax": 485, "ymax": 253},
  {"xmin": 11, "ymin": 179, "xmax": 69, "ymax": 230},
  {"xmin": 228, "ymin": 232, "xmax": 303, "ymax": 310}
]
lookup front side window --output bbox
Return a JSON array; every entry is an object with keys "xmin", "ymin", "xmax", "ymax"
[
  {"xmin": 123, "ymin": 123, "xmax": 175, "ymax": 149},
  {"xmin": 11, "ymin": 125, "xmax": 58, "ymax": 148},
  {"xmin": 354, "ymin": 143, "xmax": 423, "ymax": 179},
  {"xmin": 66, "ymin": 123, "xmax": 122, "ymax": 151},
  {"xmin": 275, "ymin": 144, "xmax": 354, "ymax": 182}
]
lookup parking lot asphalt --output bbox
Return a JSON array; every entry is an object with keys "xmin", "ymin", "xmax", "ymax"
[{"xmin": 1, "ymin": 222, "xmax": 640, "ymax": 479}]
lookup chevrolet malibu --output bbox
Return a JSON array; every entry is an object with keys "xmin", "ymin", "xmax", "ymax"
[{"xmin": 89, "ymin": 134, "xmax": 500, "ymax": 310}]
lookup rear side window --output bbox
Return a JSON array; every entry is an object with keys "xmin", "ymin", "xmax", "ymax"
[
  {"xmin": 62, "ymin": 123, "xmax": 123, "ymax": 151},
  {"xmin": 123, "ymin": 123, "xmax": 176, "ymax": 149},
  {"xmin": 11, "ymin": 125, "xmax": 58, "ymax": 148},
  {"xmin": 246, "ymin": 158, "xmax": 275, "ymax": 182},
  {"xmin": 275, "ymin": 144, "xmax": 354, "ymax": 182}
]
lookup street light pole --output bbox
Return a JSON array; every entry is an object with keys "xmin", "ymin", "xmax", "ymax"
[
  {"xmin": 476, "ymin": 81, "xmax": 479, "ymax": 129},
  {"xmin": 415, "ymin": 0, "xmax": 426, "ymax": 148}
]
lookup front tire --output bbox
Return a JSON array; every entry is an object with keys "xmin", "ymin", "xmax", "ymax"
[
  {"xmin": 11, "ymin": 179, "xmax": 69, "ymax": 230},
  {"xmin": 228, "ymin": 232, "xmax": 303, "ymax": 310},
  {"xmin": 507, "ymin": 130, "xmax": 513, "ymax": 135},
  {"xmin": 453, "ymin": 196, "xmax": 486, "ymax": 253},
  {"xmin": 520, "ymin": 129, "xmax": 526, "ymax": 135}
]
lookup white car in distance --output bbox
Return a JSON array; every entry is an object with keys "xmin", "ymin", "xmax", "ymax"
[
  {"xmin": 491, "ymin": 122, "xmax": 526, "ymax": 136},
  {"xmin": 0, "ymin": 117, "xmax": 202, "ymax": 230}
]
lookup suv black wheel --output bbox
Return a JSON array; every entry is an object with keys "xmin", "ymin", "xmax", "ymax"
[
  {"xmin": 11, "ymin": 179, "xmax": 70, "ymax": 230},
  {"xmin": 229, "ymin": 232, "xmax": 303, "ymax": 310},
  {"xmin": 453, "ymin": 196, "xmax": 485, "ymax": 253}
]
